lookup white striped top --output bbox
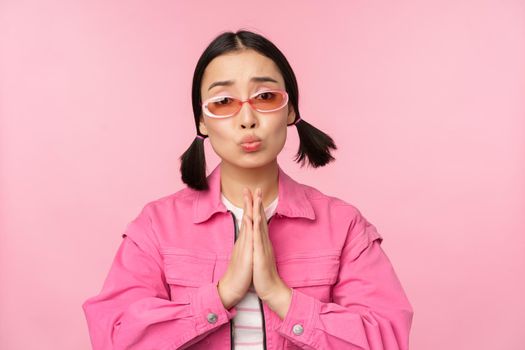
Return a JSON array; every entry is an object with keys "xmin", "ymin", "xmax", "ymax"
[{"xmin": 220, "ymin": 192, "xmax": 279, "ymax": 349}]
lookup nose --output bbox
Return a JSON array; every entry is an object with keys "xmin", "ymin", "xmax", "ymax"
[{"xmin": 238, "ymin": 99, "xmax": 257, "ymax": 129}]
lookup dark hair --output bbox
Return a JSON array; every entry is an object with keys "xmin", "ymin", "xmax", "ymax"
[{"xmin": 179, "ymin": 29, "xmax": 337, "ymax": 191}]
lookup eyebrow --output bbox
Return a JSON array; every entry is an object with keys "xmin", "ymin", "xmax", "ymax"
[{"xmin": 207, "ymin": 76, "xmax": 279, "ymax": 91}]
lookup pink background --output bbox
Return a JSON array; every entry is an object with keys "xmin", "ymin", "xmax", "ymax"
[{"xmin": 1, "ymin": 1, "xmax": 524, "ymax": 349}]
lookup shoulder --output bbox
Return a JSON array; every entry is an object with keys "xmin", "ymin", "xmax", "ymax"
[
  {"xmin": 138, "ymin": 186, "xmax": 197, "ymax": 219},
  {"xmin": 123, "ymin": 186, "xmax": 196, "ymax": 238},
  {"xmin": 300, "ymin": 181, "xmax": 383, "ymax": 244},
  {"xmin": 300, "ymin": 181, "xmax": 363, "ymax": 220}
]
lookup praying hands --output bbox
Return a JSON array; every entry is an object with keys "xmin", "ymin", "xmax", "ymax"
[{"xmin": 217, "ymin": 187, "xmax": 292, "ymax": 319}]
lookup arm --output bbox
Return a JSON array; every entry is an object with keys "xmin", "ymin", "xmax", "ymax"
[
  {"xmin": 81, "ymin": 206, "xmax": 237, "ymax": 350},
  {"xmin": 273, "ymin": 209, "xmax": 414, "ymax": 350}
]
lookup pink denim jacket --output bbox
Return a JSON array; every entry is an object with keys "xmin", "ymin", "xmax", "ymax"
[{"xmin": 82, "ymin": 164, "xmax": 414, "ymax": 349}]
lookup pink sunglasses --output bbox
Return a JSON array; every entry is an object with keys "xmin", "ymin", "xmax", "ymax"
[{"xmin": 202, "ymin": 89, "xmax": 289, "ymax": 118}]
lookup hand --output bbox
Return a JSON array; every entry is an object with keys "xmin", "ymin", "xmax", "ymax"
[
  {"xmin": 251, "ymin": 188, "xmax": 292, "ymax": 318},
  {"xmin": 217, "ymin": 187, "xmax": 292, "ymax": 319},
  {"xmin": 217, "ymin": 187, "xmax": 255, "ymax": 309}
]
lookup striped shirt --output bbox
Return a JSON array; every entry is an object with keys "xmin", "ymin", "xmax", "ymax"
[{"xmin": 220, "ymin": 192, "xmax": 279, "ymax": 349}]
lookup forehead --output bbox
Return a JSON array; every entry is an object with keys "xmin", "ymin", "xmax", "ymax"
[{"xmin": 201, "ymin": 50, "xmax": 284, "ymax": 91}]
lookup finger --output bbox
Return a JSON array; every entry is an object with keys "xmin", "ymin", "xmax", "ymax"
[
  {"xmin": 253, "ymin": 188, "xmax": 263, "ymax": 250},
  {"xmin": 246, "ymin": 187, "xmax": 253, "ymax": 223},
  {"xmin": 242, "ymin": 188, "xmax": 254, "ymax": 251},
  {"xmin": 253, "ymin": 187, "xmax": 260, "ymax": 225},
  {"xmin": 257, "ymin": 188, "xmax": 270, "ymax": 254},
  {"xmin": 242, "ymin": 188, "xmax": 251, "ymax": 231},
  {"xmin": 257, "ymin": 188, "xmax": 265, "ymax": 238},
  {"xmin": 239, "ymin": 188, "xmax": 247, "ymax": 237},
  {"xmin": 258, "ymin": 188, "xmax": 266, "ymax": 222},
  {"xmin": 244, "ymin": 187, "xmax": 253, "ymax": 252},
  {"xmin": 254, "ymin": 189, "xmax": 263, "ymax": 231}
]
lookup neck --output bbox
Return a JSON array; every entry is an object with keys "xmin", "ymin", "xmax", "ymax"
[{"xmin": 220, "ymin": 160, "xmax": 279, "ymax": 209}]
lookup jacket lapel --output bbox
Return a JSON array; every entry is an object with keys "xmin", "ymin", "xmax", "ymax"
[{"xmin": 193, "ymin": 163, "xmax": 315, "ymax": 224}]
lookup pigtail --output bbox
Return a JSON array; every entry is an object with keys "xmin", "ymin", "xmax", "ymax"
[
  {"xmin": 179, "ymin": 135, "xmax": 209, "ymax": 191},
  {"xmin": 291, "ymin": 118, "xmax": 337, "ymax": 168}
]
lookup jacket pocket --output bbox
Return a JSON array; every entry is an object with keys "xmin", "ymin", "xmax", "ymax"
[
  {"xmin": 278, "ymin": 249, "xmax": 340, "ymax": 350},
  {"xmin": 160, "ymin": 247, "xmax": 217, "ymax": 302},
  {"xmin": 277, "ymin": 249, "xmax": 340, "ymax": 303}
]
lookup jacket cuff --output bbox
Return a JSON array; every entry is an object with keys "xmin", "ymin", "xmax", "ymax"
[
  {"xmin": 191, "ymin": 282, "xmax": 237, "ymax": 333},
  {"xmin": 275, "ymin": 288, "xmax": 319, "ymax": 346}
]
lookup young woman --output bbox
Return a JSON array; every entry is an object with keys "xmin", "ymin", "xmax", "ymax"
[{"xmin": 83, "ymin": 30, "xmax": 414, "ymax": 350}]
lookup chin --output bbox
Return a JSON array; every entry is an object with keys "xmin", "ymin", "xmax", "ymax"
[{"xmin": 229, "ymin": 155, "xmax": 278, "ymax": 169}]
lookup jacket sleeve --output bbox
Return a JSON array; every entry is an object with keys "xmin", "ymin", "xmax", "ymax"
[
  {"xmin": 274, "ymin": 208, "xmax": 414, "ymax": 350},
  {"xmin": 81, "ymin": 205, "xmax": 237, "ymax": 350}
]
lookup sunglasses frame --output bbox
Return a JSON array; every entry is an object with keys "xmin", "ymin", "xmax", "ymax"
[{"xmin": 201, "ymin": 89, "xmax": 289, "ymax": 119}]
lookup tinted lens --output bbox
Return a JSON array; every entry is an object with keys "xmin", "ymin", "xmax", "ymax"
[
  {"xmin": 205, "ymin": 91, "xmax": 287, "ymax": 117},
  {"xmin": 251, "ymin": 91, "xmax": 286, "ymax": 111},
  {"xmin": 207, "ymin": 97, "xmax": 240, "ymax": 117}
]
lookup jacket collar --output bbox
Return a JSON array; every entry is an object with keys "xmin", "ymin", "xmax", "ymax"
[{"xmin": 192, "ymin": 163, "xmax": 315, "ymax": 223}]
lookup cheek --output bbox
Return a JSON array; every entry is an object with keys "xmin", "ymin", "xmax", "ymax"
[
  {"xmin": 205, "ymin": 123, "xmax": 236, "ymax": 154},
  {"xmin": 208, "ymin": 134, "xmax": 234, "ymax": 154},
  {"xmin": 265, "ymin": 119, "xmax": 288, "ymax": 150},
  {"xmin": 206, "ymin": 120, "xmax": 235, "ymax": 141}
]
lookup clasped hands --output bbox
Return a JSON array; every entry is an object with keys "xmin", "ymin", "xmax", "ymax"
[{"xmin": 217, "ymin": 187, "xmax": 292, "ymax": 319}]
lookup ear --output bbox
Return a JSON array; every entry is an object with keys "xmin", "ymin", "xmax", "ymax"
[
  {"xmin": 287, "ymin": 104, "xmax": 296, "ymax": 125},
  {"xmin": 198, "ymin": 115, "xmax": 208, "ymax": 136}
]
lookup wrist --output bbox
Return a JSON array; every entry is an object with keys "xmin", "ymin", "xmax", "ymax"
[
  {"xmin": 264, "ymin": 284, "xmax": 293, "ymax": 319},
  {"xmin": 217, "ymin": 280, "xmax": 238, "ymax": 309}
]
